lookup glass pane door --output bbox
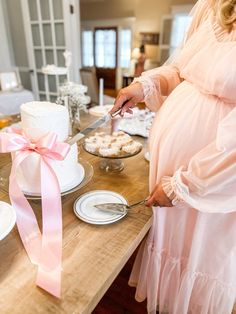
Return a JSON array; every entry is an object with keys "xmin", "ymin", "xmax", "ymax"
[
  {"xmin": 82, "ymin": 30, "xmax": 94, "ymax": 67},
  {"xmin": 94, "ymin": 27, "xmax": 117, "ymax": 89},
  {"xmin": 95, "ymin": 29, "xmax": 117, "ymax": 68},
  {"xmin": 27, "ymin": 0, "xmax": 67, "ymax": 101}
]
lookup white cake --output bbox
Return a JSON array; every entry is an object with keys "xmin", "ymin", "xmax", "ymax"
[{"xmin": 16, "ymin": 101, "xmax": 84, "ymax": 195}]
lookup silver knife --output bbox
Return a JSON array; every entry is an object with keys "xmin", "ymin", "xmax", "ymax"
[
  {"xmin": 66, "ymin": 102, "xmax": 128, "ymax": 145},
  {"xmin": 66, "ymin": 113, "xmax": 111, "ymax": 145}
]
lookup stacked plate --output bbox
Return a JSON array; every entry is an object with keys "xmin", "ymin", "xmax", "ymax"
[
  {"xmin": 0, "ymin": 201, "xmax": 16, "ymax": 241},
  {"xmin": 88, "ymin": 105, "xmax": 113, "ymax": 117},
  {"xmin": 74, "ymin": 190, "xmax": 127, "ymax": 225},
  {"xmin": 118, "ymin": 108, "xmax": 155, "ymax": 138}
]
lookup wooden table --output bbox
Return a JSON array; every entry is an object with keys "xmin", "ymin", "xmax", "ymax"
[{"xmin": 0, "ymin": 113, "xmax": 152, "ymax": 314}]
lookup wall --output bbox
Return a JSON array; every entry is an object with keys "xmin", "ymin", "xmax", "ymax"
[
  {"xmin": 80, "ymin": 0, "xmax": 197, "ymax": 61},
  {"xmin": 5, "ymin": 0, "xmax": 31, "ymax": 89},
  {"xmin": 0, "ymin": 0, "xmax": 14, "ymax": 71}
]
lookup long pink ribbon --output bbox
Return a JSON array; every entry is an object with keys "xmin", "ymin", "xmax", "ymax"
[{"xmin": 0, "ymin": 128, "xmax": 70, "ymax": 297}]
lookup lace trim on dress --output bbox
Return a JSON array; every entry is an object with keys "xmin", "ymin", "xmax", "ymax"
[
  {"xmin": 161, "ymin": 175, "xmax": 184, "ymax": 206},
  {"xmin": 132, "ymin": 76, "xmax": 160, "ymax": 103}
]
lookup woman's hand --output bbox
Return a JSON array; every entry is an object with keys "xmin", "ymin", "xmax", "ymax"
[
  {"xmin": 146, "ymin": 182, "xmax": 173, "ymax": 207},
  {"xmin": 110, "ymin": 82, "xmax": 144, "ymax": 116}
]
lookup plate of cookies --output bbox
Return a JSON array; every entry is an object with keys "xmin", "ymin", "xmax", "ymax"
[{"xmin": 83, "ymin": 131, "xmax": 143, "ymax": 159}]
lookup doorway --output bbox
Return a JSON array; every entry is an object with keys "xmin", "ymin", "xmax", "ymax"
[
  {"xmin": 94, "ymin": 27, "xmax": 117, "ymax": 89},
  {"xmin": 21, "ymin": 0, "xmax": 81, "ymax": 101}
]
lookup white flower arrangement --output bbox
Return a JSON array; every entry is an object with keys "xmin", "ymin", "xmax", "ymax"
[
  {"xmin": 56, "ymin": 82, "xmax": 91, "ymax": 133},
  {"xmin": 57, "ymin": 82, "xmax": 90, "ymax": 110}
]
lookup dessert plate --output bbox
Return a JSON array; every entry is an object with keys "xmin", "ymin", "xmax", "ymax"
[
  {"xmin": 1, "ymin": 121, "xmax": 21, "ymax": 132},
  {"xmin": 89, "ymin": 105, "xmax": 113, "ymax": 117},
  {"xmin": 0, "ymin": 201, "xmax": 16, "ymax": 241},
  {"xmin": 144, "ymin": 152, "xmax": 150, "ymax": 162},
  {"xmin": 118, "ymin": 108, "xmax": 155, "ymax": 138},
  {"xmin": 74, "ymin": 190, "xmax": 128, "ymax": 225}
]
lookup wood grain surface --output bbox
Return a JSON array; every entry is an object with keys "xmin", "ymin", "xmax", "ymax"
[{"xmin": 0, "ymin": 113, "xmax": 152, "ymax": 314}]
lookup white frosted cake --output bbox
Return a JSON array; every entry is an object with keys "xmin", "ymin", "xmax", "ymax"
[{"xmin": 16, "ymin": 101, "xmax": 84, "ymax": 195}]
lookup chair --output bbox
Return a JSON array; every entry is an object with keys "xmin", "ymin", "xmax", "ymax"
[
  {"xmin": 79, "ymin": 67, "xmax": 115, "ymax": 106},
  {"xmin": 0, "ymin": 67, "xmax": 34, "ymax": 115}
]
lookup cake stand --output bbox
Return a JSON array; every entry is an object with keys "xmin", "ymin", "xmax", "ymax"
[
  {"xmin": 0, "ymin": 158, "xmax": 93, "ymax": 200},
  {"xmin": 83, "ymin": 144, "xmax": 142, "ymax": 173}
]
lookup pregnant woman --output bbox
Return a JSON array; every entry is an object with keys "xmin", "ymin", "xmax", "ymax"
[{"xmin": 111, "ymin": 0, "xmax": 236, "ymax": 313}]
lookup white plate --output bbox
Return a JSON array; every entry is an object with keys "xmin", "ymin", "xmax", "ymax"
[
  {"xmin": 1, "ymin": 122, "xmax": 21, "ymax": 132},
  {"xmin": 20, "ymin": 163, "xmax": 85, "ymax": 197},
  {"xmin": 41, "ymin": 66, "xmax": 67, "ymax": 75},
  {"xmin": 118, "ymin": 120, "xmax": 149, "ymax": 138},
  {"xmin": 144, "ymin": 152, "xmax": 150, "ymax": 162},
  {"xmin": 89, "ymin": 105, "xmax": 113, "ymax": 117},
  {"xmin": 0, "ymin": 201, "xmax": 16, "ymax": 241},
  {"xmin": 0, "ymin": 159, "xmax": 94, "ymax": 200},
  {"xmin": 74, "ymin": 190, "xmax": 128, "ymax": 225}
]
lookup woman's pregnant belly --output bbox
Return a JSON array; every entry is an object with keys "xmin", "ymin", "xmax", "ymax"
[{"xmin": 149, "ymin": 81, "xmax": 234, "ymax": 187}]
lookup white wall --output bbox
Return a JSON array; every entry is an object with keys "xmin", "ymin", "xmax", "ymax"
[
  {"xmin": 5, "ymin": 0, "xmax": 31, "ymax": 90},
  {"xmin": 80, "ymin": 0, "xmax": 197, "ymax": 62},
  {"xmin": 64, "ymin": 0, "xmax": 82, "ymax": 83},
  {"xmin": 0, "ymin": 0, "xmax": 13, "ymax": 71}
]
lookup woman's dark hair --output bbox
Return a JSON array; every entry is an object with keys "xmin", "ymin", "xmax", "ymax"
[{"xmin": 140, "ymin": 44, "xmax": 145, "ymax": 53}]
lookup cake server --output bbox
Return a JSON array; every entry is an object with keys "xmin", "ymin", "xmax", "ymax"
[
  {"xmin": 94, "ymin": 198, "xmax": 147, "ymax": 215},
  {"xmin": 66, "ymin": 101, "xmax": 128, "ymax": 145}
]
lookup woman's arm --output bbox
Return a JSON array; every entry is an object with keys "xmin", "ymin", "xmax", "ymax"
[
  {"xmin": 132, "ymin": 64, "xmax": 183, "ymax": 111},
  {"xmin": 111, "ymin": 64, "xmax": 183, "ymax": 115}
]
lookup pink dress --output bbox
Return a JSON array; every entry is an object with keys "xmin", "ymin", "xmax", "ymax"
[{"xmin": 129, "ymin": 1, "xmax": 236, "ymax": 313}]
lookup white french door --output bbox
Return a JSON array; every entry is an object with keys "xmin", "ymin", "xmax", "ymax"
[
  {"xmin": 95, "ymin": 27, "xmax": 117, "ymax": 89},
  {"xmin": 21, "ymin": 0, "xmax": 81, "ymax": 101}
]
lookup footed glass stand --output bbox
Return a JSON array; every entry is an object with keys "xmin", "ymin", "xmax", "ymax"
[
  {"xmin": 83, "ymin": 144, "xmax": 142, "ymax": 173},
  {"xmin": 99, "ymin": 158, "xmax": 124, "ymax": 172}
]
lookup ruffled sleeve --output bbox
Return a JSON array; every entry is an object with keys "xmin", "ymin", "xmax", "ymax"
[
  {"xmin": 161, "ymin": 107, "xmax": 236, "ymax": 213},
  {"xmin": 161, "ymin": 175, "xmax": 184, "ymax": 206},
  {"xmin": 132, "ymin": 65, "xmax": 183, "ymax": 112}
]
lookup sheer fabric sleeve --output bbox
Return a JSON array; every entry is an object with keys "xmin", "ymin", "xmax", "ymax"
[
  {"xmin": 133, "ymin": 0, "xmax": 211, "ymax": 112},
  {"xmin": 162, "ymin": 108, "xmax": 236, "ymax": 213},
  {"xmin": 132, "ymin": 65, "xmax": 182, "ymax": 112}
]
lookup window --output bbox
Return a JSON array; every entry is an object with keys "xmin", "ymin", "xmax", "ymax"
[
  {"xmin": 81, "ymin": 28, "xmax": 132, "ymax": 69},
  {"xmin": 160, "ymin": 5, "xmax": 193, "ymax": 64},
  {"xmin": 120, "ymin": 29, "xmax": 132, "ymax": 68},
  {"xmin": 95, "ymin": 29, "xmax": 116, "ymax": 68},
  {"xmin": 82, "ymin": 30, "xmax": 94, "ymax": 67},
  {"xmin": 170, "ymin": 14, "xmax": 192, "ymax": 53}
]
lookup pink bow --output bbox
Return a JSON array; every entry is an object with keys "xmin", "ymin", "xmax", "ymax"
[{"xmin": 0, "ymin": 127, "xmax": 70, "ymax": 297}]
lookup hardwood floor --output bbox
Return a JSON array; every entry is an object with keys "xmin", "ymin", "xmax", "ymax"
[{"xmin": 92, "ymin": 251, "xmax": 148, "ymax": 314}]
